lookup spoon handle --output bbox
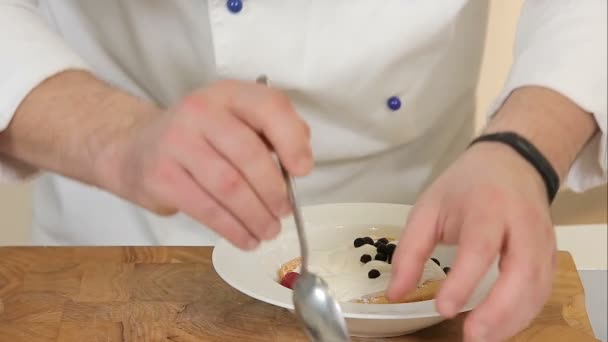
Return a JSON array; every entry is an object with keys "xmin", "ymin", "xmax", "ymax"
[
  {"xmin": 280, "ymin": 166, "xmax": 310, "ymax": 270},
  {"xmin": 256, "ymin": 75, "xmax": 309, "ymax": 270}
]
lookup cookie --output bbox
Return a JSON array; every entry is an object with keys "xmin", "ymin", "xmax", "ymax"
[
  {"xmin": 278, "ymin": 256, "xmax": 301, "ymax": 280},
  {"xmin": 354, "ymin": 279, "xmax": 443, "ymax": 304}
]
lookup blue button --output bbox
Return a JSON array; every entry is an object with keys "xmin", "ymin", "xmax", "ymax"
[
  {"xmin": 226, "ymin": 0, "xmax": 243, "ymax": 13},
  {"xmin": 387, "ymin": 96, "xmax": 402, "ymax": 111}
]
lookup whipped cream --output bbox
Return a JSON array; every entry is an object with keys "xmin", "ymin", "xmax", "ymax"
[{"xmin": 303, "ymin": 241, "xmax": 446, "ymax": 302}]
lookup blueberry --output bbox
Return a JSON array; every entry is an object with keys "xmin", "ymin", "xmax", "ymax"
[
  {"xmin": 443, "ymin": 267, "xmax": 451, "ymax": 274},
  {"xmin": 377, "ymin": 238, "xmax": 389, "ymax": 244},
  {"xmin": 431, "ymin": 258, "xmax": 440, "ymax": 266},
  {"xmin": 353, "ymin": 238, "xmax": 365, "ymax": 248},
  {"xmin": 386, "ymin": 243, "xmax": 396, "ymax": 254},
  {"xmin": 368, "ymin": 269, "xmax": 381, "ymax": 279},
  {"xmin": 374, "ymin": 253, "xmax": 388, "ymax": 262},
  {"xmin": 376, "ymin": 243, "xmax": 388, "ymax": 254},
  {"xmin": 362, "ymin": 237, "xmax": 374, "ymax": 245},
  {"xmin": 360, "ymin": 254, "xmax": 372, "ymax": 264},
  {"xmin": 388, "ymin": 254, "xmax": 393, "ymax": 264}
]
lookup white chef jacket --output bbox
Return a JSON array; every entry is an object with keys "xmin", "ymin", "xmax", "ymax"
[{"xmin": 0, "ymin": 0, "xmax": 606, "ymax": 246}]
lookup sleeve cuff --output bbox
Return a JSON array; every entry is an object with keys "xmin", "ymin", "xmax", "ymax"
[
  {"xmin": 486, "ymin": 1, "xmax": 607, "ymax": 192},
  {"xmin": 487, "ymin": 71, "xmax": 607, "ymax": 193},
  {"xmin": 0, "ymin": 49, "xmax": 91, "ymax": 183}
]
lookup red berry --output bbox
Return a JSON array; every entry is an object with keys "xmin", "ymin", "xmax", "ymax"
[{"xmin": 280, "ymin": 272, "xmax": 300, "ymax": 289}]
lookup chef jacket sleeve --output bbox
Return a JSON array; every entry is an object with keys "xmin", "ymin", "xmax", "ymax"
[
  {"xmin": 0, "ymin": 0, "xmax": 91, "ymax": 182},
  {"xmin": 488, "ymin": 0, "xmax": 607, "ymax": 192}
]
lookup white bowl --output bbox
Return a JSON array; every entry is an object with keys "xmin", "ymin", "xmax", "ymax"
[{"xmin": 213, "ymin": 203, "xmax": 498, "ymax": 337}]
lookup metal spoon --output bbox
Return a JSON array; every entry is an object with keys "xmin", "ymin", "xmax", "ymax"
[{"xmin": 256, "ymin": 75, "xmax": 351, "ymax": 342}]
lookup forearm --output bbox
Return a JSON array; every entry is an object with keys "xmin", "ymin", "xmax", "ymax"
[
  {"xmin": 0, "ymin": 70, "xmax": 161, "ymax": 188},
  {"xmin": 484, "ymin": 86, "xmax": 598, "ymax": 182}
]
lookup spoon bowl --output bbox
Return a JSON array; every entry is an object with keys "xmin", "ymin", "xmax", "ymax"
[{"xmin": 293, "ymin": 272, "xmax": 351, "ymax": 341}]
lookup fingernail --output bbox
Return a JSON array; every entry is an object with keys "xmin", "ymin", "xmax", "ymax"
[
  {"xmin": 439, "ymin": 299, "xmax": 457, "ymax": 318},
  {"xmin": 386, "ymin": 277, "xmax": 399, "ymax": 299},
  {"xmin": 264, "ymin": 221, "xmax": 281, "ymax": 240},
  {"xmin": 297, "ymin": 155, "xmax": 313, "ymax": 174},
  {"xmin": 246, "ymin": 238, "xmax": 259, "ymax": 250},
  {"xmin": 280, "ymin": 202, "xmax": 292, "ymax": 216},
  {"xmin": 471, "ymin": 323, "xmax": 488, "ymax": 342}
]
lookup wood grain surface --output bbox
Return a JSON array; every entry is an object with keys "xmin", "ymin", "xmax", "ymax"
[{"xmin": 0, "ymin": 248, "xmax": 598, "ymax": 341}]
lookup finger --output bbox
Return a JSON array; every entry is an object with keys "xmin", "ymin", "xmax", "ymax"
[
  {"xmin": 157, "ymin": 162, "xmax": 258, "ymax": 250},
  {"xmin": 463, "ymin": 258, "xmax": 549, "ymax": 342},
  {"xmin": 386, "ymin": 199, "xmax": 440, "ymax": 301},
  {"xmin": 435, "ymin": 212, "xmax": 503, "ymax": 318},
  {"xmin": 463, "ymin": 232, "xmax": 553, "ymax": 341},
  {"xmin": 175, "ymin": 137, "xmax": 281, "ymax": 242},
  {"xmin": 227, "ymin": 83, "xmax": 313, "ymax": 176},
  {"xmin": 194, "ymin": 107, "xmax": 290, "ymax": 218}
]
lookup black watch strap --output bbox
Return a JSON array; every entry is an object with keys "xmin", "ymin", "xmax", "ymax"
[{"xmin": 469, "ymin": 132, "xmax": 560, "ymax": 203}]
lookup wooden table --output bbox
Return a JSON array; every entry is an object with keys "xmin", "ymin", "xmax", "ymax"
[{"xmin": 0, "ymin": 247, "xmax": 598, "ymax": 342}]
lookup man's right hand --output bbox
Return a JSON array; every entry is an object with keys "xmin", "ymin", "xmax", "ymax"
[{"xmin": 98, "ymin": 80, "xmax": 313, "ymax": 250}]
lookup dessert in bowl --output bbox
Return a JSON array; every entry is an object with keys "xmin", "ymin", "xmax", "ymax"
[
  {"xmin": 277, "ymin": 236, "xmax": 450, "ymax": 304},
  {"xmin": 213, "ymin": 203, "xmax": 498, "ymax": 337}
]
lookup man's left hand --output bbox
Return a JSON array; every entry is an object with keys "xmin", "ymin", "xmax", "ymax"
[{"xmin": 387, "ymin": 141, "xmax": 557, "ymax": 342}]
